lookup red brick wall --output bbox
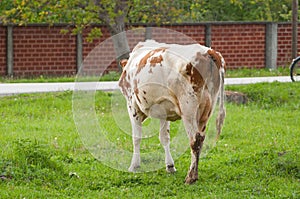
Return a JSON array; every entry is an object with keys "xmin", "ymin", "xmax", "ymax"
[
  {"xmin": 81, "ymin": 26, "xmax": 127, "ymax": 74},
  {"xmin": 81, "ymin": 25, "xmax": 149, "ymax": 74},
  {"xmin": 0, "ymin": 26, "xmax": 6, "ymax": 75},
  {"xmin": 0, "ymin": 23, "xmax": 299, "ymax": 77},
  {"xmin": 211, "ymin": 24, "xmax": 266, "ymax": 69},
  {"xmin": 13, "ymin": 25, "xmax": 76, "ymax": 76},
  {"xmin": 81, "ymin": 26, "xmax": 111, "ymax": 75},
  {"xmin": 152, "ymin": 25, "xmax": 206, "ymax": 45},
  {"xmin": 277, "ymin": 23, "xmax": 300, "ymax": 67},
  {"xmin": 82, "ymin": 26, "xmax": 110, "ymax": 59}
]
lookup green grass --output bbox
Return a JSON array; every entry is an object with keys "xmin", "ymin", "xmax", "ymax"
[
  {"xmin": 225, "ymin": 67, "xmax": 290, "ymax": 78},
  {"xmin": 0, "ymin": 82, "xmax": 299, "ymax": 198},
  {"xmin": 0, "ymin": 67, "xmax": 290, "ymax": 83},
  {"xmin": 0, "ymin": 71, "xmax": 121, "ymax": 83}
]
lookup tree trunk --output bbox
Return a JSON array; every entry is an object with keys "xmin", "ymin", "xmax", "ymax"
[
  {"xmin": 107, "ymin": 0, "xmax": 131, "ymax": 71},
  {"xmin": 109, "ymin": 25, "xmax": 130, "ymax": 70}
]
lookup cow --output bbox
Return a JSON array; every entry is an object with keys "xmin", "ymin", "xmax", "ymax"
[{"xmin": 118, "ymin": 40, "xmax": 226, "ymax": 184}]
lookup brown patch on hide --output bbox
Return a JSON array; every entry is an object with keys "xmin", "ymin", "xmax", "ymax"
[
  {"xmin": 149, "ymin": 55, "xmax": 163, "ymax": 66},
  {"xmin": 198, "ymin": 93, "xmax": 212, "ymax": 132},
  {"xmin": 118, "ymin": 70, "xmax": 130, "ymax": 97},
  {"xmin": 185, "ymin": 132, "xmax": 205, "ymax": 184},
  {"xmin": 185, "ymin": 61, "xmax": 205, "ymax": 93},
  {"xmin": 190, "ymin": 133, "xmax": 205, "ymax": 152},
  {"xmin": 207, "ymin": 49, "xmax": 225, "ymax": 70},
  {"xmin": 185, "ymin": 63, "xmax": 193, "ymax": 76},
  {"xmin": 136, "ymin": 47, "xmax": 167, "ymax": 74}
]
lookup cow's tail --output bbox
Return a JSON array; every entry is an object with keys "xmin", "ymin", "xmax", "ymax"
[{"xmin": 216, "ymin": 67, "xmax": 226, "ymax": 140}]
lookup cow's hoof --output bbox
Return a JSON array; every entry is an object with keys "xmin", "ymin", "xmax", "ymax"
[
  {"xmin": 128, "ymin": 165, "xmax": 140, "ymax": 172},
  {"xmin": 185, "ymin": 175, "xmax": 198, "ymax": 184},
  {"xmin": 166, "ymin": 165, "xmax": 176, "ymax": 173},
  {"xmin": 185, "ymin": 176, "xmax": 198, "ymax": 184}
]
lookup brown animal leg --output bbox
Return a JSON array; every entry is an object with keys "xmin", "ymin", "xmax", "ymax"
[{"xmin": 185, "ymin": 133, "xmax": 205, "ymax": 184}]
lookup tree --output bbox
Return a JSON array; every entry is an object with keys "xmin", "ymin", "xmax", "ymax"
[
  {"xmin": 1, "ymin": 0, "xmax": 296, "ymax": 30},
  {"xmin": 0, "ymin": 0, "xmax": 297, "ymax": 61},
  {"xmin": 0, "ymin": 0, "xmax": 131, "ymax": 61},
  {"xmin": 178, "ymin": 0, "xmax": 294, "ymax": 22},
  {"xmin": 0, "ymin": 0, "xmax": 187, "ymax": 61}
]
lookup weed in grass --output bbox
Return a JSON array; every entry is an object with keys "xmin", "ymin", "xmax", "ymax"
[{"xmin": 1, "ymin": 139, "xmax": 65, "ymax": 183}]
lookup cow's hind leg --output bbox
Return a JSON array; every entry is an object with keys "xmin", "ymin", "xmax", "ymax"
[
  {"xmin": 159, "ymin": 119, "xmax": 176, "ymax": 173},
  {"xmin": 128, "ymin": 106, "xmax": 144, "ymax": 172},
  {"xmin": 182, "ymin": 99, "xmax": 210, "ymax": 184},
  {"xmin": 185, "ymin": 131, "xmax": 205, "ymax": 184}
]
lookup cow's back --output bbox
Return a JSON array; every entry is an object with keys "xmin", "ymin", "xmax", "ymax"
[{"xmin": 119, "ymin": 40, "xmax": 224, "ymax": 121}]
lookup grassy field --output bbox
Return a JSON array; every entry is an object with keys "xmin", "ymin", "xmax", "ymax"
[
  {"xmin": 0, "ymin": 67, "xmax": 290, "ymax": 83},
  {"xmin": 225, "ymin": 67, "xmax": 289, "ymax": 78},
  {"xmin": 0, "ymin": 82, "xmax": 299, "ymax": 198}
]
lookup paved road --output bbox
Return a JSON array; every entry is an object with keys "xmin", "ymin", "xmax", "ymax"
[{"xmin": 0, "ymin": 76, "xmax": 292, "ymax": 95}]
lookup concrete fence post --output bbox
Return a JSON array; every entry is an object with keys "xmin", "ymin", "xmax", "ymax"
[
  {"xmin": 205, "ymin": 24, "xmax": 212, "ymax": 47},
  {"xmin": 145, "ymin": 27, "xmax": 152, "ymax": 40},
  {"xmin": 76, "ymin": 33, "xmax": 83, "ymax": 72},
  {"xmin": 7, "ymin": 25, "xmax": 13, "ymax": 76},
  {"xmin": 265, "ymin": 22, "xmax": 278, "ymax": 69}
]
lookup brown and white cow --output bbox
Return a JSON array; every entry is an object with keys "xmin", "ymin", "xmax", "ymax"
[{"xmin": 118, "ymin": 40, "xmax": 226, "ymax": 184}]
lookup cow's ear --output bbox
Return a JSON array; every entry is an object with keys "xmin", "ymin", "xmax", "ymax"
[{"xmin": 120, "ymin": 59, "xmax": 128, "ymax": 69}]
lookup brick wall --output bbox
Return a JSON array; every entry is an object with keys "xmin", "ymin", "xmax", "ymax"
[
  {"xmin": 0, "ymin": 22, "xmax": 299, "ymax": 77},
  {"xmin": 81, "ymin": 26, "xmax": 110, "ymax": 75},
  {"xmin": 153, "ymin": 25, "xmax": 206, "ymax": 45},
  {"xmin": 110, "ymin": 25, "xmax": 206, "ymax": 72},
  {"xmin": 13, "ymin": 25, "xmax": 76, "ymax": 76},
  {"xmin": 0, "ymin": 26, "xmax": 5, "ymax": 75},
  {"xmin": 277, "ymin": 23, "xmax": 300, "ymax": 67},
  {"xmin": 278, "ymin": 24, "xmax": 293, "ymax": 67},
  {"xmin": 81, "ymin": 23, "xmax": 298, "ymax": 72},
  {"xmin": 211, "ymin": 24, "xmax": 266, "ymax": 69}
]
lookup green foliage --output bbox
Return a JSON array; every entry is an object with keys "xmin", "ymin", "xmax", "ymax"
[
  {"xmin": 0, "ymin": 0, "xmax": 127, "ymax": 40},
  {"xmin": 127, "ymin": 0, "xmax": 184, "ymax": 24},
  {"xmin": 85, "ymin": 27, "xmax": 103, "ymax": 42},
  {"xmin": 0, "ymin": 0, "xmax": 297, "ymax": 44},
  {"xmin": 127, "ymin": 0, "xmax": 296, "ymax": 22},
  {"xmin": 0, "ymin": 0, "xmax": 297, "ymax": 25}
]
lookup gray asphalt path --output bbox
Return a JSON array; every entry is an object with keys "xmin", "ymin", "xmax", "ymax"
[{"xmin": 0, "ymin": 76, "xmax": 292, "ymax": 95}]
